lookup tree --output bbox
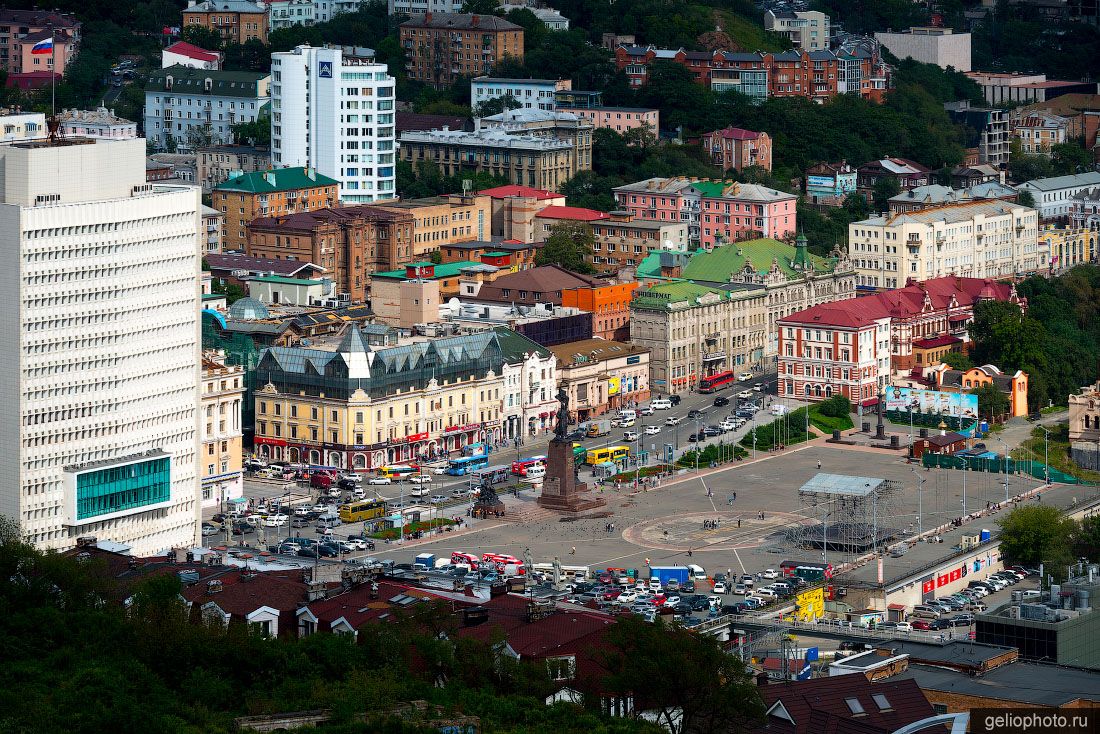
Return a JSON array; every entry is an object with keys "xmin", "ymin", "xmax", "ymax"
[
  {"xmin": 603, "ymin": 615, "xmax": 765, "ymax": 734},
  {"xmin": 180, "ymin": 24, "xmax": 224, "ymax": 51},
  {"xmin": 186, "ymin": 121, "xmax": 217, "ymax": 150},
  {"xmin": 1072, "ymin": 515, "xmax": 1100, "ymax": 561},
  {"xmin": 231, "ymin": 118, "xmax": 270, "ymax": 147},
  {"xmin": 461, "ymin": 0, "xmax": 499, "ymax": 11},
  {"xmin": 1050, "ymin": 142, "xmax": 1094, "ymax": 176},
  {"xmin": 998, "ymin": 505, "xmax": 1076, "ymax": 574},
  {"xmin": 1017, "ymin": 189, "xmax": 1036, "ymax": 208},
  {"xmin": 941, "ymin": 351, "xmax": 974, "ymax": 370},
  {"xmin": 972, "ymin": 382, "xmax": 1010, "ymax": 421},
  {"xmin": 473, "ymin": 92, "xmax": 521, "ymax": 119},
  {"xmin": 872, "ymin": 176, "xmax": 901, "ymax": 213},
  {"xmin": 817, "ymin": 394, "xmax": 851, "ymax": 418},
  {"xmin": 535, "ymin": 221, "xmax": 597, "ymax": 274},
  {"xmin": 428, "ymin": 250, "xmax": 443, "ymax": 264}
]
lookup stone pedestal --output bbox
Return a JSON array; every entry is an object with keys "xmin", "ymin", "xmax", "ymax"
[{"xmin": 537, "ymin": 437, "xmax": 606, "ymax": 513}]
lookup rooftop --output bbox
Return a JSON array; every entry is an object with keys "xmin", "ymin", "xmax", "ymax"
[
  {"xmin": 896, "ymin": 660, "xmax": 1100, "ymax": 707},
  {"xmin": 215, "ymin": 167, "xmax": 338, "ymax": 194},
  {"xmin": 679, "ymin": 238, "xmax": 839, "ymax": 282},
  {"xmin": 204, "ymin": 253, "xmax": 325, "ymax": 277},
  {"xmin": 1019, "ymin": 171, "xmax": 1100, "ymax": 192},
  {"xmin": 860, "ymin": 158, "xmax": 930, "ymax": 175},
  {"xmin": 798, "ymin": 473, "xmax": 891, "ymax": 497},
  {"xmin": 548, "ymin": 338, "xmax": 649, "ymax": 367},
  {"xmin": 249, "ymin": 205, "xmax": 412, "ymax": 232},
  {"xmin": 479, "ymin": 108, "xmax": 581, "ymax": 124},
  {"xmin": 400, "ymin": 12, "xmax": 522, "ymax": 30},
  {"xmin": 164, "ymin": 41, "xmax": 221, "ymax": 63},
  {"xmin": 399, "ymin": 127, "xmax": 572, "ymax": 151},
  {"xmin": 534, "ymin": 205, "xmax": 610, "ymax": 222},
  {"xmin": 58, "ymin": 106, "xmax": 134, "ymax": 126},
  {"xmin": 754, "ymin": 676, "xmax": 935, "ymax": 734},
  {"xmin": 473, "ymin": 76, "xmax": 564, "ymax": 85},
  {"xmin": 477, "ymin": 184, "xmax": 560, "ymax": 200},
  {"xmin": 370, "ymin": 260, "xmax": 496, "ymax": 280},
  {"xmin": 858, "ymin": 198, "xmax": 1030, "ymax": 227},
  {"xmin": 145, "ymin": 65, "xmax": 268, "ymax": 98},
  {"xmin": 395, "ymin": 111, "xmax": 472, "ymax": 133},
  {"xmin": 184, "ymin": 0, "xmax": 266, "ymax": 12},
  {"xmin": 474, "ymin": 265, "xmax": 600, "ymax": 300},
  {"xmin": 690, "ymin": 180, "xmax": 797, "ymax": 203},
  {"xmin": 704, "ymin": 126, "xmax": 765, "ymax": 141}
]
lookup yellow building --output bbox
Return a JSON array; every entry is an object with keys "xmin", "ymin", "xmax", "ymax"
[
  {"xmin": 1040, "ymin": 224, "xmax": 1096, "ymax": 272},
  {"xmin": 201, "ymin": 350, "xmax": 246, "ymax": 509},
  {"xmin": 378, "ymin": 193, "xmax": 491, "ymax": 262},
  {"xmin": 252, "ymin": 325, "xmax": 549, "ymax": 469}
]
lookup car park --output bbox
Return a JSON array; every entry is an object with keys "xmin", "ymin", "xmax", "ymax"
[{"xmin": 644, "ymin": 425, "xmax": 661, "ymax": 435}]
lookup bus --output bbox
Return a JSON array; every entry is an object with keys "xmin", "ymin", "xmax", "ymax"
[
  {"xmin": 780, "ymin": 560, "xmax": 833, "ymax": 581},
  {"xmin": 446, "ymin": 454, "xmax": 490, "ymax": 476},
  {"xmin": 585, "ymin": 445, "xmax": 630, "ymax": 465},
  {"xmin": 378, "ymin": 465, "xmax": 418, "ymax": 480},
  {"xmin": 338, "ymin": 500, "xmax": 388, "ymax": 523},
  {"xmin": 511, "ymin": 455, "xmax": 546, "ymax": 476},
  {"xmin": 698, "ymin": 370, "xmax": 737, "ymax": 393},
  {"xmin": 474, "ymin": 464, "xmax": 512, "ymax": 485},
  {"xmin": 573, "ymin": 443, "xmax": 585, "ymax": 463},
  {"xmin": 452, "ymin": 551, "xmax": 481, "ymax": 569}
]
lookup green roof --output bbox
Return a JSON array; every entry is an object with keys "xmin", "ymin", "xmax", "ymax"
[
  {"xmin": 630, "ymin": 281, "xmax": 729, "ymax": 311},
  {"xmin": 146, "ymin": 64, "xmax": 268, "ymax": 98},
  {"xmin": 491, "ymin": 326, "xmax": 552, "ymax": 361},
  {"xmin": 482, "ymin": 251, "xmax": 510, "ymax": 257},
  {"xmin": 371, "ymin": 260, "xmax": 485, "ymax": 280},
  {"xmin": 680, "ymin": 238, "xmax": 833, "ymax": 282},
  {"xmin": 250, "ymin": 275, "xmax": 324, "ymax": 286},
  {"xmin": 215, "ymin": 167, "xmax": 338, "ymax": 194}
]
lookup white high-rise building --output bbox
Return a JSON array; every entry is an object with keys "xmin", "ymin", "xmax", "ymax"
[
  {"xmin": 0, "ymin": 137, "xmax": 203, "ymax": 555},
  {"xmin": 270, "ymin": 45, "xmax": 397, "ymax": 203}
]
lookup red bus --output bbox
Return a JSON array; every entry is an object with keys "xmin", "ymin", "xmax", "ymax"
[
  {"xmin": 780, "ymin": 560, "xmax": 833, "ymax": 580},
  {"xmin": 698, "ymin": 371, "xmax": 736, "ymax": 393},
  {"xmin": 451, "ymin": 552, "xmax": 481, "ymax": 569},
  {"xmin": 511, "ymin": 455, "xmax": 546, "ymax": 476}
]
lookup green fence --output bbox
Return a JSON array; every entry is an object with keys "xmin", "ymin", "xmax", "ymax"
[{"xmin": 921, "ymin": 452, "xmax": 1094, "ymax": 485}]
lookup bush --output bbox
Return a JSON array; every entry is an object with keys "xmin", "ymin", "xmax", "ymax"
[
  {"xmin": 817, "ymin": 394, "xmax": 852, "ymax": 419},
  {"xmin": 677, "ymin": 443, "xmax": 747, "ymax": 468},
  {"xmin": 740, "ymin": 407, "xmax": 815, "ymax": 450}
]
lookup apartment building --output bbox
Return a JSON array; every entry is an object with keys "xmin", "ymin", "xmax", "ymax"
[
  {"xmin": 57, "ymin": 107, "xmax": 136, "ymax": 140},
  {"xmin": 477, "ymin": 107, "xmax": 593, "ymax": 176},
  {"xmin": 699, "ymin": 127, "xmax": 772, "ymax": 173},
  {"xmin": 246, "ymin": 205, "xmax": 415, "ymax": 301},
  {"xmin": 558, "ymin": 105, "xmax": 659, "ymax": 135},
  {"xmin": 213, "ymin": 167, "xmax": 339, "ymax": 250},
  {"xmin": 1017, "ymin": 172, "xmax": 1100, "ymax": 219},
  {"xmin": 476, "ymin": 183, "xmax": 564, "ymax": 240},
  {"xmin": 183, "ymin": 0, "xmax": 269, "ymax": 44},
  {"xmin": 144, "ymin": 66, "xmax": 270, "ymax": 152},
  {"xmin": 764, "ymin": 10, "xmax": 830, "ymax": 52},
  {"xmin": 196, "ymin": 143, "xmax": 271, "ymax": 192},
  {"xmin": 388, "ymin": 0, "xmax": 463, "ymax": 14},
  {"xmin": 377, "ymin": 193, "xmax": 490, "ymax": 262},
  {"xmin": 944, "ymin": 101, "xmax": 1011, "ymax": 168},
  {"xmin": 532, "ymin": 206, "xmax": 688, "ymax": 272},
  {"xmin": 162, "ymin": 40, "xmax": 222, "ymax": 70},
  {"xmin": 200, "ymin": 351, "xmax": 245, "ymax": 509},
  {"xmin": 471, "ymin": 76, "xmax": 570, "ymax": 111},
  {"xmin": 874, "ymin": 27, "xmax": 971, "ymax": 72},
  {"xmin": 203, "ymin": 205, "xmax": 225, "ymax": 254},
  {"xmin": 0, "ymin": 9, "xmax": 80, "ymax": 75},
  {"xmin": 0, "ymin": 137, "xmax": 202, "ymax": 555},
  {"xmin": 560, "ymin": 280, "xmax": 638, "ymax": 342},
  {"xmin": 0, "ymin": 110, "xmax": 44, "ymax": 142},
  {"xmin": 398, "ymin": 128, "xmax": 574, "ymax": 192},
  {"xmin": 400, "ymin": 13, "xmax": 524, "ymax": 89},
  {"xmin": 268, "ymin": 0, "xmax": 334, "ymax": 30},
  {"xmin": 1013, "ymin": 112, "xmax": 1068, "ymax": 156},
  {"xmin": 270, "ymin": 45, "xmax": 397, "ymax": 204},
  {"xmin": 848, "ymin": 200, "xmax": 1042, "ymax": 289},
  {"xmin": 805, "ymin": 161, "xmax": 858, "ymax": 206},
  {"xmin": 253, "ymin": 325, "xmax": 541, "ymax": 467}
]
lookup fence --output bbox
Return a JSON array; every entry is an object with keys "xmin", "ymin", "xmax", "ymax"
[{"xmin": 920, "ymin": 452, "xmax": 1095, "ymax": 486}]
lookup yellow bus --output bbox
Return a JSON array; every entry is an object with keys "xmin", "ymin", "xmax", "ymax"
[
  {"xmin": 585, "ymin": 445, "xmax": 630, "ymax": 465},
  {"xmin": 338, "ymin": 500, "xmax": 388, "ymax": 523},
  {"xmin": 378, "ymin": 465, "xmax": 418, "ymax": 480}
]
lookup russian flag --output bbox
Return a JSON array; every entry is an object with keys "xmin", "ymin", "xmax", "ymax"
[{"xmin": 31, "ymin": 37, "xmax": 53, "ymax": 55}]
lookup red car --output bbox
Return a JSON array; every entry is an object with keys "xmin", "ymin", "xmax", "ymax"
[
  {"xmin": 651, "ymin": 594, "xmax": 667, "ymax": 606},
  {"xmin": 601, "ymin": 589, "xmax": 622, "ymax": 600},
  {"xmin": 910, "ymin": 619, "xmax": 932, "ymax": 630}
]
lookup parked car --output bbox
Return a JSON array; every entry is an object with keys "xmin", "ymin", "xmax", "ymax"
[
  {"xmin": 712, "ymin": 582, "xmax": 727, "ymax": 594},
  {"xmin": 761, "ymin": 569, "xmax": 778, "ymax": 579},
  {"xmin": 651, "ymin": 399, "xmax": 672, "ymax": 410},
  {"xmin": 733, "ymin": 583, "xmax": 747, "ymax": 595},
  {"xmin": 201, "ymin": 523, "xmax": 219, "ymax": 537},
  {"xmin": 909, "ymin": 619, "xmax": 932, "ymax": 630},
  {"xmin": 950, "ymin": 613, "xmax": 975, "ymax": 627},
  {"xmin": 703, "ymin": 426, "xmax": 722, "ymax": 437}
]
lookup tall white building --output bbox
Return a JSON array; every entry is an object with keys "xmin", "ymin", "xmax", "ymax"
[
  {"xmin": 0, "ymin": 137, "xmax": 202, "ymax": 554},
  {"xmin": 270, "ymin": 45, "xmax": 396, "ymax": 203}
]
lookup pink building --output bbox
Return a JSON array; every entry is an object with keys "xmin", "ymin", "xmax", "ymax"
[
  {"xmin": 558, "ymin": 106, "xmax": 659, "ymax": 135},
  {"xmin": 612, "ymin": 177, "xmax": 795, "ymax": 248},
  {"xmin": 16, "ymin": 29, "xmax": 76, "ymax": 78},
  {"xmin": 700, "ymin": 127, "xmax": 772, "ymax": 172}
]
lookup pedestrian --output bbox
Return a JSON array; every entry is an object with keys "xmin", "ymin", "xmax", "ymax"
[
  {"xmin": 817, "ymin": 460, "xmax": 822, "ymax": 470},
  {"xmin": 737, "ymin": 519, "xmax": 741, "ymax": 528},
  {"xmin": 570, "ymin": 546, "xmax": 576, "ymax": 556},
  {"xmin": 727, "ymin": 568, "xmax": 732, "ymax": 579}
]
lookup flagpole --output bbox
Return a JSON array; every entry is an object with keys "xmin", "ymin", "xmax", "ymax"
[{"xmin": 50, "ymin": 30, "xmax": 55, "ymax": 120}]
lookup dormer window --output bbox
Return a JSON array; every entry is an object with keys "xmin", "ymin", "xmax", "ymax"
[{"xmin": 845, "ymin": 698, "xmax": 865, "ymax": 715}]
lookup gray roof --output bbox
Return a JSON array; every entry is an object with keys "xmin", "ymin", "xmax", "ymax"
[
  {"xmin": 797, "ymin": 473, "xmax": 890, "ymax": 497},
  {"xmin": 896, "ymin": 661, "xmax": 1100, "ymax": 707},
  {"xmin": 185, "ymin": 0, "xmax": 265, "ymax": 12},
  {"xmin": 874, "ymin": 639, "xmax": 1017, "ymax": 667},
  {"xmin": 400, "ymin": 12, "xmax": 521, "ymax": 30},
  {"xmin": 1018, "ymin": 171, "xmax": 1100, "ymax": 192},
  {"xmin": 857, "ymin": 199, "xmax": 1029, "ymax": 227}
]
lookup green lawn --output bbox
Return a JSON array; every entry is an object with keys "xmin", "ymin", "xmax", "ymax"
[
  {"xmin": 1011, "ymin": 424, "xmax": 1100, "ymax": 484},
  {"xmin": 715, "ymin": 9, "xmax": 792, "ymax": 52}
]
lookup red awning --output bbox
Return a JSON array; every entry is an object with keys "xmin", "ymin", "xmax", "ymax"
[{"xmin": 887, "ymin": 603, "xmax": 906, "ymax": 610}]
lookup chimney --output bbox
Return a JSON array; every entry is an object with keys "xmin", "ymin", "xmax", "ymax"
[
  {"xmin": 471, "ymin": 14, "xmax": 480, "ymax": 26},
  {"xmin": 424, "ymin": 12, "xmax": 432, "ymax": 22}
]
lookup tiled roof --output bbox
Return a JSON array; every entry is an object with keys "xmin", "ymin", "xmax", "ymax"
[
  {"xmin": 249, "ymin": 205, "xmax": 411, "ymax": 232},
  {"xmin": 534, "ymin": 205, "xmax": 610, "ymax": 222},
  {"xmin": 0, "ymin": 9, "xmax": 79, "ymax": 28},
  {"xmin": 477, "ymin": 184, "xmax": 560, "ymax": 200},
  {"xmin": 215, "ymin": 167, "xmax": 338, "ymax": 193},
  {"xmin": 395, "ymin": 111, "xmax": 472, "ymax": 133},
  {"xmin": 704, "ymin": 126, "xmax": 764, "ymax": 141},
  {"xmin": 145, "ymin": 65, "xmax": 268, "ymax": 98},
  {"xmin": 180, "ymin": 569, "xmax": 313, "ymax": 617},
  {"xmin": 753, "ymin": 676, "xmax": 936, "ymax": 734},
  {"xmin": 612, "ymin": 177, "xmax": 702, "ymax": 196},
  {"xmin": 400, "ymin": 12, "xmax": 522, "ymax": 30},
  {"xmin": 204, "ymin": 253, "xmax": 325, "ymax": 276},
  {"xmin": 548, "ymin": 338, "xmax": 648, "ymax": 366},
  {"xmin": 680, "ymin": 238, "xmax": 836, "ymax": 281},
  {"xmin": 912, "ymin": 335, "xmax": 962, "ymax": 349},
  {"xmin": 689, "ymin": 180, "xmax": 797, "ymax": 203},
  {"xmin": 474, "ymin": 265, "xmax": 600, "ymax": 303},
  {"xmin": 164, "ymin": 41, "xmax": 220, "ymax": 63}
]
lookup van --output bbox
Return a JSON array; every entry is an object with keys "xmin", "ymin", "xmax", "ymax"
[
  {"xmin": 651, "ymin": 399, "xmax": 672, "ymax": 410},
  {"xmin": 316, "ymin": 516, "xmax": 342, "ymax": 529},
  {"xmin": 910, "ymin": 606, "xmax": 941, "ymax": 619},
  {"xmin": 526, "ymin": 464, "xmax": 546, "ymax": 480},
  {"xmin": 688, "ymin": 564, "xmax": 707, "ymax": 581},
  {"xmin": 618, "ymin": 409, "xmax": 637, "ymax": 422}
]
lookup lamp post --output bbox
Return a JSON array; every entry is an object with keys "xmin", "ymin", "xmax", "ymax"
[
  {"xmin": 910, "ymin": 468, "xmax": 924, "ymax": 535},
  {"xmin": 1039, "ymin": 424, "xmax": 1051, "ymax": 486},
  {"xmin": 994, "ymin": 435, "xmax": 1011, "ymax": 502}
]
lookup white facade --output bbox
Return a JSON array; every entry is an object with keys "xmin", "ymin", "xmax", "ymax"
[
  {"xmin": 1016, "ymin": 172, "xmax": 1100, "ymax": 219},
  {"xmin": 777, "ymin": 317, "xmax": 892, "ymax": 404},
  {"xmin": 874, "ymin": 27, "xmax": 971, "ymax": 72},
  {"xmin": 144, "ymin": 66, "xmax": 271, "ymax": 152},
  {"xmin": 271, "ymin": 45, "xmax": 396, "ymax": 203},
  {"xmin": 387, "ymin": 0, "xmax": 462, "ymax": 14},
  {"xmin": 202, "ymin": 204, "xmax": 224, "ymax": 253},
  {"xmin": 471, "ymin": 77, "xmax": 569, "ymax": 112},
  {"xmin": 764, "ymin": 10, "xmax": 830, "ymax": 52},
  {"xmin": 0, "ymin": 111, "xmax": 45, "ymax": 142},
  {"xmin": 58, "ymin": 107, "xmax": 137, "ymax": 140},
  {"xmin": 269, "ymin": 0, "xmax": 319, "ymax": 29},
  {"xmin": 0, "ymin": 138, "xmax": 202, "ymax": 555},
  {"xmin": 848, "ymin": 200, "xmax": 1043, "ymax": 288},
  {"xmin": 501, "ymin": 348, "xmax": 558, "ymax": 441}
]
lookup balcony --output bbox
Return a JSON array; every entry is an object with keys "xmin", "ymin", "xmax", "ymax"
[{"xmin": 702, "ymin": 350, "xmax": 726, "ymax": 362}]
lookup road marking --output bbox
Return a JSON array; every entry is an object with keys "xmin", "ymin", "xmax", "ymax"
[{"xmin": 734, "ymin": 547, "xmax": 747, "ymax": 574}]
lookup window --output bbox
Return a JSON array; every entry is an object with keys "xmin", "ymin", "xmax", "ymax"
[
  {"xmin": 845, "ymin": 698, "xmax": 865, "ymax": 715},
  {"xmin": 871, "ymin": 694, "xmax": 892, "ymax": 712},
  {"xmin": 546, "ymin": 656, "xmax": 576, "ymax": 681}
]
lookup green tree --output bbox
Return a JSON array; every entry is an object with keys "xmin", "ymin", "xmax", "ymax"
[
  {"xmin": 1072, "ymin": 515, "xmax": 1100, "ymax": 562},
  {"xmin": 941, "ymin": 351, "xmax": 974, "ymax": 370},
  {"xmin": 1050, "ymin": 142, "xmax": 1094, "ymax": 176},
  {"xmin": 972, "ymin": 382, "xmax": 1010, "ymax": 421},
  {"xmin": 998, "ymin": 505, "xmax": 1076, "ymax": 574},
  {"xmin": 180, "ymin": 24, "xmax": 224, "ymax": 51},
  {"xmin": 186, "ymin": 121, "xmax": 217, "ymax": 150},
  {"xmin": 461, "ymin": 0, "xmax": 499, "ymax": 11},
  {"xmin": 473, "ymin": 92, "xmax": 521, "ymax": 119},
  {"xmin": 603, "ymin": 615, "xmax": 765, "ymax": 733},
  {"xmin": 1017, "ymin": 189, "xmax": 1036, "ymax": 208},
  {"xmin": 535, "ymin": 221, "xmax": 597, "ymax": 274},
  {"xmin": 817, "ymin": 394, "xmax": 852, "ymax": 419},
  {"xmin": 872, "ymin": 176, "xmax": 901, "ymax": 213},
  {"xmin": 231, "ymin": 118, "xmax": 270, "ymax": 146},
  {"xmin": 428, "ymin": 250, "xmax": 443, "ymax": 264}
]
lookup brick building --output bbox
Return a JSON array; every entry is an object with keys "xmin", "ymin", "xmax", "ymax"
[
  {"xmin": 378, "ymin": 193, "xmax": 491, "ymax": 262},
  {"xmin": 560, "ymin": 280, "xmax": 638, "ymax": 342},
  {"xmin": 400, "ymin": 13, "xmax": 523, "ymax": 89},
  {"xmin": 213, "ymin": 167, "xmax": 339, "ymax": 250},
  {"xmin": 183, "ymin": 0, "xmax": 269, "ymax": 44},
  {"xmin": 477, "ymin": 183, "xmax": 564, "ymax": 240},
  {"xmin": 532, "ymin": 205, "xmax": 688, "ymax": 272},
  {"xmin": 246, "ymin": 206, "xmax": 416, "ymax": 302},
  {"xmin": 700, "ymin": 127, "xmax": 772, "ymax": 172}
]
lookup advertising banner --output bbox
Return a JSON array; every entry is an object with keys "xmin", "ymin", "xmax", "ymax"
[{"xmin": 884, "ymin": 386, "xmax": 979, "ymax": 420}]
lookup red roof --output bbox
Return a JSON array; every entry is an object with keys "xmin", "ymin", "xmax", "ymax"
[
  {"xmin": 165, "ymin": 41, "xmax": 220, "ymax": 63},
  {"xmin": 705, "ymin": 126, "xmax": 763, "ymax": 140},
  {"xmin": 753, "ymin": 676, "xmax": 936, "ymax": 734},
  {"xmin": 534, "ymin": 205, "xmax": 611, "ymax": 222},
  {"xmin": 780, "ymin": 276, "xmax": 1017, "ymax": 328},
  {"xmin": 913, "ymin": 335, "xmax": 962, "ymax": 349},
  {"xmin": 478, "ymin": 184, "xmax": 561, "ymax": 201}
]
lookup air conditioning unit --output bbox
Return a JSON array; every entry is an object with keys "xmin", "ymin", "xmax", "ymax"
[{"xmin": 324, "ymin": 299, "xmax": 343, "ymax": 308}]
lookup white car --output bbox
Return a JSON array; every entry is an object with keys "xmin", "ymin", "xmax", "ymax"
[
  {"xmin": 663, "ymin": 595, "xmax": 681, "ymax": 607},
  {"xmin": 340, "ymin": 473, "xmax": 362, "ymax": 483},
  {"xmin": 712, "ymin": 582, "xmax": 727, "ymax": 594},
  {"xmin": 639, "ymin": 405, "xmax": 656, "ymax": 416},
  {"xmin": 752, "ymin": 384, "xmax": 763, "ymax": 392},
  {"xmin": 755, "ymin": 588, "xmax": 778, "ymax": 600},
  {"xmin": 407, "ymin": 475, "xmax": 431, "ymax": 484},
  {"xmin": 893, "ymin": 621, "xmax": 913, "ymax": 632},
  {"xmin": 737, "ymin": 372, "xmax": 753, "ymax": 381},
  {"xmin": 344, "ymin": 538, "xmax": 367, "ymax": 551},
  {"xmin": 430, "ymin": 494, "xmax": 447, "ymax": 503},
  {"xmin": 761, "ymin": 569, "xmax": 779, "ymax": 579},
  {"xmin": 623, "ymin": 430, "xmax": 639, "ymax": 442},
  {"xmin": 720, "ymin": 420, "xmax": 738, "ymax": 431},
  {"xmin": 740, "ymin": 575, "xmax": 754, "ymax": 588},
  {"xmin": 367, "ymin": 476, "xmax": 392, "ymax": 485},
  {"xmin": 648, "ymin": 578, "xmax": 662, "ymax": 591},
  {"xmin": 644, "ymin": 425, "xmax": 661, "ymax": 435},
  {"xmin": 263, "ymin": 514, "xmax": 288, "ymax": 527},
  {"xmin": 737, "ymin": 390, "xmax": 753, "ymax": 399},
  {"xmin": 665, "ymin": 416, "xmax": 682, "ymax": 426},
  {"xmin": 650, "ymin": 399, "xmax": 672, "ymax": 410},
  {"xmin": 616, "ymin": 590, "xmax": 638, "ymax": 605}
]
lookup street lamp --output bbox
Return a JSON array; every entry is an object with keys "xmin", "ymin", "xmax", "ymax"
[
  {"xmin": 910, "ymin": 467, "xmax": 924, "ymax": 535},
  {"xmin": 1039, "ymin": 424, "xmax": 1051, "ymax": 486}
]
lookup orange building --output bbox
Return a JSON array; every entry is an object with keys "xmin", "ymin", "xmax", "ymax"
[
  {"xmin": 400, "ymin": 13, "xmax": 523, "ymax": 90},
  {"xmin": 183, "ymin": 0, "xmax": 269, "ymax": 45},
  {"xmin": 561, "ymin": 281, "xmax": 638, "ymax": 342},
  {"xmin": 929, "ymin": 363, "xmax": 1029, "ymax": 419},
  {"xmin": 213, "ymin": 168, "xmax": 339, "ymax": 251}
]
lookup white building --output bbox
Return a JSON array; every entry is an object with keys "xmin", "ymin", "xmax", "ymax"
[
  {"xmin": 1016, "ymin": 172, "xmax": 1100, "ymax": 220},
  {"xmin": 498, "ymin": 331, "xmax": 558, "ymax": 441},
  {"xmin": 202, "ymin": 204, "xmax": 224, "ymax": 253},
  {"xmin": 498, "ymin": 3, "xmax": 569, "ymax": 29},
  {"xmin": 0, "ymin": 137, "xmax": 202, "ymax": 554},
  {"xmin": 874, "ymin": 27, "xmax": 971, "ymax": 72},
  {"xmin": 162, "ymin": 41, "xmax": 222, "ymax": 70},
  {"xmin": 58, "ymin": 107, "xmax": 137, "ymax": 140},
  {"xmin": 270, "ymin": 45, "xmax": 396, "ymax": 203},
  {"xmin": 0, "ymin": 110, "xmax": 45, "ymax": 142},
  {"xmin": 144, "ymin": 65, "xmax": 270, "ymax": 152},
  {"xmin": 387, "ymin": 0, "xmax": 462, "ymax": 14},
  {"xmin": 471, "ymin": 76, "xmax": 571, "ymax": 112},
  {"xmin": 268, "ymin": 0, "xmax": 329, "ymax": 29},
  {"xmin": 764, "ymin": 10, "xmax": 830, "ymax": 52},
  {"xmin": 848, "ymin": 199, "xmax": 1042, "ymax": 288}
]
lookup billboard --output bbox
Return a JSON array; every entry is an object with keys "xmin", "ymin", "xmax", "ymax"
[
  {"xmin": 806, "ymin": 175, "xmax": 835, "ymax": 189},
  {"xmin": 884, "ymin": 387, "xmax": 978, "ymax": 420},
  {"xmin": 607, "ymin": 377, "xmax": 621, "ymax": 396},
  {"xmin": 793, "ymin": 587, "xmax": 824, "ymax": 622}
]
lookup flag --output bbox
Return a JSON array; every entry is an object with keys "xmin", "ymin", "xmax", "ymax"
[{"xmin": 31, "ymin": 37, "xmax": 53, "ymax": 55}]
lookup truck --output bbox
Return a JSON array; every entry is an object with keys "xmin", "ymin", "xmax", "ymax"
[
  {"xmin": 413, "ymin": 553, "xmax": 435, "ymax": 571},
  {"xmin": 769, "ymin": 404, "xmax": 788, "ymax": 416},
  {"xmin": 649, "ymin": 565, "xmax": 691, "ymax": 587},
  {"xmin": 587, "ymin": 420, "xmax": 612, "ymax": 438}
]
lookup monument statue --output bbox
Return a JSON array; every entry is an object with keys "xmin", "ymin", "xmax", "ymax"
[
  {"xmin": 537, "ymin": 384, "xmax": 606, "ymax": 514},
  {"xmin": 552, "ymin": 386, "xmax": 570, "ymax": 441}
]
